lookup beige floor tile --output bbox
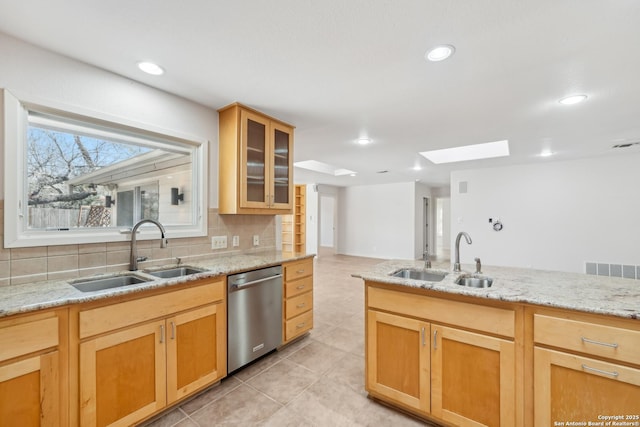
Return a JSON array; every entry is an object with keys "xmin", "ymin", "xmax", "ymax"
[
  {"xmin": 141, "ymin": 408, "xmax": 187, "ymax": 427},
  {"xmin": 325, "ymin": 353, "xmax": 365, "ymax": 394},
  {"xmin": 258, "ymin": 407, "xmax": 316, "ymax": 427},
  {"xmin": 247, "ymin": 359, "xmax": 320, "ymax": 404},
  {"xmin": 285, "ymin": 340, "xmax": 349, "ymax": 375},
  {"xmin": 180, "ymin": 377, "xmax": 242, "ymax": 415},
  {"xmin": 311, "ymin": 326, "xmax": 364, "ymax": 354},
  {"xmin": 190, "ymin": 384, "xmax": 282, "ymax": 426},
  {"xmin": 232, "ymin": 350, "xmax": 285, "ymax": 382}
]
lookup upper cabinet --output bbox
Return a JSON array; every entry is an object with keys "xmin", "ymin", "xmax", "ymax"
[{"xmin": 218, "ymin": 103, "xmax": 294, "ymax": 214}]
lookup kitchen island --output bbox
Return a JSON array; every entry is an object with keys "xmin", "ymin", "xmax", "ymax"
[{"xmin": 358, "ymin": 260, "xmax": 640, "ymax": 427}]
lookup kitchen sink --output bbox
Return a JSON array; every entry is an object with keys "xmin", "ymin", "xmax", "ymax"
[
  {"xmin": 146, "ymin": 266, "xmax": 208, "ymax": 279},
  {"xmin": 391, "ymin": 268, "xmax": 447, "ymax": 282},
  {"xmin": 71, "ymin": 274, "xmax": 150, "ymax": 293},
  {"xmin": 455, "ymin": 275, "xmax": 493, "ymax": 288}
]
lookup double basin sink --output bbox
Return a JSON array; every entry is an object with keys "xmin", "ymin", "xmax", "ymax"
[
  {"xmin": 71, "ymin": 266, "xmax": 208, "ymax": 293},
  {"xmin": 390, "ymin": 268, "xmax": 493, "ymax": 288}
]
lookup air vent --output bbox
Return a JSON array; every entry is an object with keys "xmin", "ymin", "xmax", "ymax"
[
  {"xmin": 377, "ymin": 170, "xmax": 389, "ymax": 174},
  {"xmin": 612, "ymin": 141, "xmax": 640, "ymax": 149}
]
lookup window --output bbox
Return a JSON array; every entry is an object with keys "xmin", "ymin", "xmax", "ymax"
[{"xmin": 3, "ymin": 89, "xmax": 208, "ymax": 248}]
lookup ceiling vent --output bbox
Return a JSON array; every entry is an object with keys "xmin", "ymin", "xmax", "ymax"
[
  {"xmin": 376, "ymin": 170, "xmax": 389, "ymax": 174},
  {"xmin": 612, "ymin": 141, "xmax": 640, "ymax": 149}
]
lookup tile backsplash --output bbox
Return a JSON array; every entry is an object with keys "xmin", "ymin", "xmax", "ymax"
[{"xmin": 0, "ymin": 200, "xmax": 276, "ymax": 286}]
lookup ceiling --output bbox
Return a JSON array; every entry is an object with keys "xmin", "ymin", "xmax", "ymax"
[{"xmin": 1, "ymin": 0, "xmax": 640, "ymax": 189}]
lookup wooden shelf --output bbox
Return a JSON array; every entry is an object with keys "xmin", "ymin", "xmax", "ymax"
[{"xmin": 282, "ymin": 184, "xmax": 305, "ymax": 253}]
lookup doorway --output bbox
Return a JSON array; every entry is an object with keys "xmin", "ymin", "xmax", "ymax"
[
  {"xmin": 319, "ymin": 194, "xmax": 337, "ymax": 257},
  {"xmin": 423, "ymin": 197, "xmax": 430, "ymax": 260}
]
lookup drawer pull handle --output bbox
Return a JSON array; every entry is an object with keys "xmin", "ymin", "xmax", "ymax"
[
  {"xmin": 296, "ymin": 322, "xmax": 306, "ymax": 329},
  {"xmin": 433, "ymin": 330, "xmax": 438, "ymax": 350},
  {"xmin": 296, "ymin": 303, "xmax": 306, "ymax": 309},
  {"xmin": 582, "ymin": 364, "xmax": 619, "ymax": 378},
  {"xmin": 296, "ymin": 285, "xmax": 306, "ymax": 290},
  {"xmin": 160, "ymin": 325, "xmax": 165, "ymax": 344},
  {"xmin": 170, "ymin": 321, "xmax": 176, "ymax": 340},
  {"xmin": 296, "ymin": 269, "xmax": 305, "ymax": 274},
  {"xmin": 421, "ymin": 327, "xmax": 426, "ymax": 347},
  {"xmin": 581, "ymin": 336, "xmax": 619, "ymax": 349}
]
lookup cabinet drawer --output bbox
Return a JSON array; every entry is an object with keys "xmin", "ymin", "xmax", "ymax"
[
  {"xmin": 285, "ymin": 291, "xmax": 313, "ymax": 319},
  {"xmin": 80, "ymin": 279, "xmax": 225, "ymax": 339},
  {"xmin": 534, "ymin": 314, "xmax": 640, "ymax": 365},
  {"xmin": 285, "ymin": 310, "xmax": 313, "ymax": 341},
  {"xmin": 284, "ymin": 258, "xmax": 313, "ymax": 281},
  {"xmin": 367, "ymin": 284, "xmax": 515, "ymax": 337},
  {"xmin": 285, "ymin": 275, "xmax": 313, "ymax": 298},
  {"xmin": 0, "ymin": 315, "xmax": 59, "ymax": 363}
]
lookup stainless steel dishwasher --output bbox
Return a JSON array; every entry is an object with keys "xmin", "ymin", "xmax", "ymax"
[{"xmin": 227, "ymin": 265, "xmax": 283, "ymax": 373}]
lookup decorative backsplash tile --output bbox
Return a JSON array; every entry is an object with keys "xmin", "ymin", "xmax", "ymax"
[
  {"xmin": 586, "ymin": 262, "xmax": 639, "ymax": 280},
  {"xmin": 0, "ymin": 201, "xmax": 277, "ymax": 285}
]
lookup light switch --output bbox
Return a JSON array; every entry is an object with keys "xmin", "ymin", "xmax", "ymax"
[{"xmin": 211, "ymin": 236, "xmax": 227, "ymax": 249}]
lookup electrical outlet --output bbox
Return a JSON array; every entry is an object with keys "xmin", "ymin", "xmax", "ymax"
[
  {"xmin": 232, "ymin": 235, "xmax": 240, "ymax": 247},
  {"xmin": 211, "ymin": 236, "xmax": 227, "ymax": 249},
  {"xmin": 253, "ymin": 235, "xmax": 259, "ymax": 246}
]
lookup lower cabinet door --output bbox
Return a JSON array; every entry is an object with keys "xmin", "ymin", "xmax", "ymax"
[
  {"xmin": 366, "ymin": 310, "xmax": 430, "ymax": 414},
  {"xmin": 0, "ymin": 351, "xmax": 59, "ymax": 427},
  {"xmin": 534, "ymin": 347, "xmax": 640, "ymax": 426},
  {"xmin": 431, "ymin": 325, "xmax": 515, "ymax": 427},
  {"xmin": 80, "ymin": 321, "xmax": 166, "ymax": 427},
  {"xmin": 166, "ymin": 303, "xmax": 227, "ymax": 403}
]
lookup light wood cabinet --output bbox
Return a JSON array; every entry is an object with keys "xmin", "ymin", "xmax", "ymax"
[
  {"xmin": 532, "ymin": 311, "xmax": 640, "ymax": 425},
  {"xmin": 282, "ymin": 258, "xmax": 314, "ymax": 343},
  {"xmin": 0, "ymin": 310, "xmax": 67, "ymax": 427},
  {"xmin": 78, "ymin": 278, "xmax": 226, "ymax": 427},
  {"xmin": 218, "ymin": 103, "xmax": 294, "ymax": 215},
  {"xmin": 282, "ymin": 184, "xmax": 306, "ymax": 252},
  {"xmin": 365, "ymin": 282, "xmax": 517, "ymax": 426},
  {"xmin": 366, "ymin": 310, "xmax": 430, "ymax": 414}
]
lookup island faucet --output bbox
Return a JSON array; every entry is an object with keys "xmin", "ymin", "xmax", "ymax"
[
  {"xmin": 423, "ymin": 249, "xmax": 431, "ymax": 269},
  {"xmin": 453, "ymin": 231, "xmax": 472, "ymax": 272},
  {"xmin": 129, "ymin": 219, "xmax": 168, "ymax": 271}
]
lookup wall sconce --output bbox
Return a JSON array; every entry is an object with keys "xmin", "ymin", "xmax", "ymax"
[
  {"xmin": 171, "ymin": 188, "xmax": 184, "ymax": 205},
  {"xmin": 105, "ymin": 195, "xmax": 115, "ymax": 208}
]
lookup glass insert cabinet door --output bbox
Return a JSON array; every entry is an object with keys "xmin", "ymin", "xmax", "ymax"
[{"xmin": 239, "ymin": 109, "xmax": 292, "ymax": 210}]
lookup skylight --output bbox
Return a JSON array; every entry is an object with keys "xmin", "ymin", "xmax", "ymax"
[
  {"xmin": 294, "ymin": 160, "xmax": 356, "ymax": 176},
  {"xmin": 420, "ymin": 140, "xmax": 510, "ymax": 164}
]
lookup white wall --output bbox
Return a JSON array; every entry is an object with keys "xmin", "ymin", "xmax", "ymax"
[
  {"xmin": 450, "ymin": 153, "xmax": 640, "ymax": 273},
  {"xmin": 305, "ymin": 184, "xmax": 319, "ymax": 255},
  {"xmin": 0, "ymin": 32, "xmax": 218, "ymax": 206},
  {"xmin": 338, "ymin": 182, "xmax": 417, "ymax": 259},
  {"xmin": 319, "ymin": 195, "xmax": 335, "ymax": 247}
]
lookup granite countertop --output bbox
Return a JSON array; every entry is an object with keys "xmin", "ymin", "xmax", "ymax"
[
  {"xmin": 357, "ymin": 259, "xmax": 640, "ymax": 320},
  {"xmin": 0, "ymin": 251, "xmax": 314, "ymax": 319}
]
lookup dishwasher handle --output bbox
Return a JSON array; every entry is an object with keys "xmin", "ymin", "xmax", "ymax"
[{"xmin": 229, "ymin": 274, "xmax": 283, "ymax": 291}]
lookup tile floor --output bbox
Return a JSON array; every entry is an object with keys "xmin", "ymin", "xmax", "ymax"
[{"xmin": 144, "ymin": 254, "xmax": 439, "ymax": 427}]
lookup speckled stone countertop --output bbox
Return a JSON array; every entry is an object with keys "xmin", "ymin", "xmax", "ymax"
[
  {"xmin": 357, "ymin": 259, "xmax": 640, "ymax": 320},
  {"xmin": 0, "ymin": 251, "xmax": 314, "ymax": 319}
]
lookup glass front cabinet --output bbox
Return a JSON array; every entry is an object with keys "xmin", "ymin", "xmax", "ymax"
[{"xmin": 218, "ymin": 103, "xmax": 294, "ymax": 214}]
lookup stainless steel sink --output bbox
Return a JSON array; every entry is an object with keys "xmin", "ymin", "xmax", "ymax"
[
  {"xmin": 72, "ymin": 274, "xmax": 150, "ymax": 293},
  {"xmin": 391, "ymin": 268, "xmax": 447, "ymax": 282},
  {"xmin": 455, "ymin": 275, "xmax": 493, "ymax": 288},
  {"xmin": 146, "ymin": 266, "xmax": 207, "ymax": 279}
]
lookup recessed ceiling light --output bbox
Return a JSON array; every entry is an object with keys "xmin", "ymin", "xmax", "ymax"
[
  {"xmin": 350, "ymin": 173, "xmax": 357, "ymax": 177},
  {"xmin": 138, "ymin": 61, "xmax": 165, "ymax": 76},
  {"xmin": 413, "ymin": 165, "xmax": 422, "ymax": 171},
  {"xmin": 420, "ymin": 140, "xmax": 510, "ymax": 164},
  {"xmin": 357, "ymin": 138, "xmax": 371, "ymax": 145},
  {"xmin": 539, "ymin": 149, "xmax": 554, "ymax": 157},
  {"xmin": 559, "ymin": 94, "xmax": 587, "ymax": 105},
  {"xmin": 425, "ymin": 45, "xmax": 455, "ymax": 62}
]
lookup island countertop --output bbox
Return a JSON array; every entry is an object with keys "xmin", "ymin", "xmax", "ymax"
[
  {"xmin": 357, "ymin": 259, "xmax": 640, "ymax": 320},
  {"xmin": 0, "ymin": 251, "xmax": 314, "ymax": 319}
]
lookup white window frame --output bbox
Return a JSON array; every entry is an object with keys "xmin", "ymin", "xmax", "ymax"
[{"xmin": 2, "ymin": 89, "xmax": 208, "ymax": 248}]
